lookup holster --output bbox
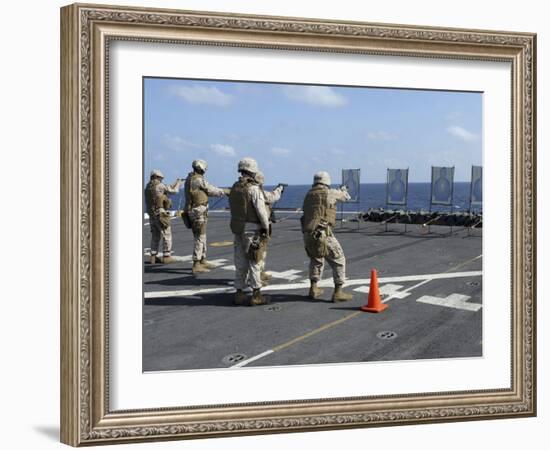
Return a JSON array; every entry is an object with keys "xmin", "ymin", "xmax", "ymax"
[
  {"xmin": 247, "ymin": 234, "xmax": 268, "ymax": 263},
  {"xmin": 159, "ymin": 212, "xmax": 171, "ymax": 229},
  {"xmin": 180, "ymin": 210, "xmax": 192, "ymax": 229},
  {"xmin": 304, "ymin": 229, "xmax": 329, "ymax": 258}
]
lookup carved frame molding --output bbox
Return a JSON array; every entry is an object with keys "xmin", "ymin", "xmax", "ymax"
[{"xmin": 60, "ymin": 3, "xmax": 536, "ymax": 446}]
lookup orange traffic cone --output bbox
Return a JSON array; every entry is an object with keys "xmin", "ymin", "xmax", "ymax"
[{"xmin": 361, "ymin": 269, "xmax": 388, "ymax": 313}]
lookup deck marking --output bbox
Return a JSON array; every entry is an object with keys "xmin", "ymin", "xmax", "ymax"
[
  {"xmin": 316, "ymin": 270, "xmax": 482, "ymax": 289},
  {"xmin": 143, "ymin": 250, "xmax": 193, "ymax": 262},
  {"xmin": 170, "ymin": 255, "xmax": 194, "ymax": 262},
  {"xmin": 382, "ymin": 279, "xmax": 431, "ymax": 303},
  {"xmin": 221, "ymin": 265, "xmax": 236, "ymax": 271},
  {"xmin": 144, "ymin": 270, "xmax": 482, "ymax": 299},
  {"xmin": 230, "ymin": 350, "xmax": 274, "ymax": 368},
  {"xmin": 145, "ymin": 286, "xmax": 234, "ymax": 299},
  {"xmin": 229, "ymin": 255, "xmax": 483, "ymax": 367},
  {"xmin": 379, "ymin": 254, "xmax": 482, "ymax": 304},
  {"xmin": 417, "ymin": 293, "xmax": 482, "ymax": 312},
  {"xmin": 271, "ymin": 312, "xmax": 362, "ymax": 353},
  {"xmin": 210, "ymin": 241, "xmax": 233, "ymax": 247},
  {"xmin": 354, "ymin": 283, "xmax": 410, "ymax": 299},
  {"xmin": 202, "ymin": 258, "xmax": 228, "ymax": 267},
  {"xmin": 267, "ymin": 270, "xmax": 303, "ymax": 281}
]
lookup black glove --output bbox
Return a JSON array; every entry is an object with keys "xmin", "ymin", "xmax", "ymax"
[{"xmin": 260, "ymin": 228, "xmax": 269, "ymax": 239}]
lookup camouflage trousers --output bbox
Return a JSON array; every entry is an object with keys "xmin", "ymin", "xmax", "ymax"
[
  {"xmin": 150, "ymin": 217, "xmax": 172, "ymax": 257},
  {"xmin": 190, "ymin": 215, "xmax": 208, "ymax": 262},
  {"xmin": 304, "ymin": 233, "xmax": 346, "ymax": 285},
  {"xmin": 234, "ymin": 232, "xmax": 265, "ymax": 290}
]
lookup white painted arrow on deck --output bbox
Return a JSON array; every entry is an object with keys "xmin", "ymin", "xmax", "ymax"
[
  {"xmin": 203, "ymin": 258, "xmax": 228, "ymax": 267},
  {"xmin": 353, "ymin": 283, "xmax": 411, "ymax": 299},
  {"xmin": 267, "ymin": 270, "xmax": 303, "ymax": 281},
  {"xmin": 144, "ymin": 271, "xmax": 481, "ymax": 299},
  {"xmin": 220, "ymin": 267, "xmax": 302, "ymax": 282},
  {"xmin": 143, "ymin": 250, "xmax": 193, "ymax": 262},
  {"xmin": 416, "ymin": 293, "xmax": 482, "ymax": 312}
]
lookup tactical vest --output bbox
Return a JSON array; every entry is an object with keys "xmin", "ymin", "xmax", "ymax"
[
  {"xmin": 302, "ymin": 184, "xmax": 337, "ymax": 232},
  {"xmin": 229, "ymin": 177, "xmax": 260, "ymax": 234},
  {"xmin": 144, "ymin": 179, "xmax": 160, "ymax": 215},
  {"xmin": 184, "ymin": 172, "xmax": 209, "ymax": 209},
  {"xmin": 161, "ymin": 194, "xmax": 172, "ymax": 210}
]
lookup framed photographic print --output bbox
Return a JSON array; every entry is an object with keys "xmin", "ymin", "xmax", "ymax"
[{"xmin": 60, "ymin": 3, "xmax": 536, "ymax": 446}]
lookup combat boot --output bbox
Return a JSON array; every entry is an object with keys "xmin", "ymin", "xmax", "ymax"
[
  {"xmin": 199, "ymin": 259, "xmax": 217, "ymax": 269},
  {"xmin": 163, "ymin": 255, "xmax": 175, "ymax": 264},
  {"xmin": 332, "ymin": 284, "xmax": 353, "ymax": 303},
  {"xmin": 234, "ymin": 289, "xmax": 247, "ymax": 306},
  {"xmin": 192, "ymin": 261, "xmax": 210, "ymax": 274},
  {"xmin": 308, "ymin": 281, "xmax": 324, "ymax": 300},
  {"xmin": 260, "ymin": 271, "xmax": 272, "ymax": 281},
  {"xmin": 149, "ymin": 254, "xmax": 162, "ymax": 264},
  {"xmin": 250, "ymin": 289, "xmax": 270, "ymax": 306}
]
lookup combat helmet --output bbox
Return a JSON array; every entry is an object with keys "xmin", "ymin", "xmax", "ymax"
[
  {"xmin": 238, "ymin": 157, "xmax": 259, "ymax": 174},
  {"xmin": 150, "ymin": 169, "xmax": 164, "ymax": 179},
  {"xmin": 313, "ymin": 171, "xmax": 331, "ymax": 186},
  {"xmin": 192, "ymin": 159, "xmax": 208, "ymax": 172}
]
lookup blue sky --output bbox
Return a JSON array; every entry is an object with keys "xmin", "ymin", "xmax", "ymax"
[{"xmin": 144, "ymin": 78, "xmax": 482, "ymax": 186}]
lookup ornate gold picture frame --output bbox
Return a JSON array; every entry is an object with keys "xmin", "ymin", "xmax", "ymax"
[{"xmin": 60, "ymin": 3, "xmax": 536, "ymax": 446}]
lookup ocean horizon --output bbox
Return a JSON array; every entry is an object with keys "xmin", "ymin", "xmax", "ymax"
[{"xmin": 162, "ymin": 182, "xmax": 481, "ymax": 213}]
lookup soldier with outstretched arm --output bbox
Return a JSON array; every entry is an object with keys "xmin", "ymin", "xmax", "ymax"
[
  {"xmin": 183, "ymin": 159, "xmax": 230, "ymax": 275},
  {"xmin": 229, "ymin": 158, "xmax": 271, "ymax": 306},
  {"xmin": 302, "ymin": 171, "xmax": 353, "ymax": 302},
  {"xmin": 254, "ymin": 171, "xmax": 285, "ymax": 283},
  {"xmin": 144, "ymin": 169, "xmax": 183, "ymax": 264}
]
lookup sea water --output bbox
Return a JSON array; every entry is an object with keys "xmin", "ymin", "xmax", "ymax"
[{"xmin": 168, "ymin": 182, "xmax": 480, "ymax": 213}]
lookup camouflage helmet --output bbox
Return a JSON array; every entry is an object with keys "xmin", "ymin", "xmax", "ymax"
[
  {"xmin": 238, "ymin": 157, "xmax": 259, "ymax": 174},
  {"xmin": 150, "ymin": 169, "xmax": 164, "ymax": 179},
  {"xmin": 192, "ymin": 159, "xmax": 208, "ymax": 171},
  {"xmin": 313, "ymin": 171, "xmax": 331, "ymax": 186}
]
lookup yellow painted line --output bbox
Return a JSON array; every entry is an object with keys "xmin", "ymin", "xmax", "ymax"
[
  {"xmin": 446, "ymin": 254, "xmax": 482, "ymax": 273},
  {"xmin": 272, "ymin": 311, "xmax": 362, "ymax": 352},
  {"xmin": 233, "ymin": 253, "xmax": 484, "ymax": 368},
  {"xmin": 271, "ymin": 255, "xmax": 483, "ymax": 354},
  {"xmin": 210, "ymin": 241, "xmax": 233, "ymax": 247}
]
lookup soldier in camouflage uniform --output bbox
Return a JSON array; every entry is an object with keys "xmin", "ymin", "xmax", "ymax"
[
  {"xmin": 229, "ymin": 158, "xmax": 271, "ymax": 306},
  {"xmin": 144, "ymin": 169, "xmax": 183, "ymax": 264},
  {"xmin": 302, "ymin": 171, "xmax": 353, "ymax": 302},
  {"xmin": 183, "ymin": 159, "xmax": 229, "ymax": 275},
  {"xmin": 255, "ymin": 172, "xmax": 284, "ymax": 284}
]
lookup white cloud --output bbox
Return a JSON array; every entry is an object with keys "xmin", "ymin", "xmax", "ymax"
[
  {"xmin": 210, "ymin": 144, "xmax": 236, "ymax": 157},
  {"xmin": 168, "ymin": 85, "xmax": 233, "ymax": 106},
  {"xmin": 162, "ymin": 134, "xmax": 199, "ymax": 151},
  {"xmin": 282, "ymin": 85, "xmax": 347, "ymax": 107},
  {"xmin": 446, "ymin": 125, "xmax": 478, "ymax": 142},
  {"xmin": 367, "ymin": 130, "xmax": 398, "ymax": 141},
  {"xmin": 271, "ymin": 147, "xmax": 291, "ymax": 156}
]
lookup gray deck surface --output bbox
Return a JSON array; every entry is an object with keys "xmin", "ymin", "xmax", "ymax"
[{"xmin": 143, "ymin": 211, "xmax": 482, "ymax": 372}]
